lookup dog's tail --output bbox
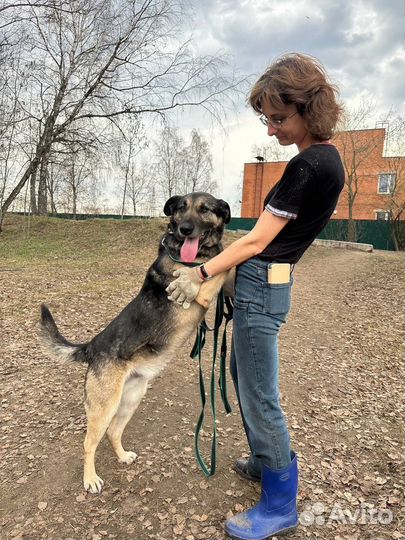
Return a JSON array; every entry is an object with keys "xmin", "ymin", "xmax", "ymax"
[{"xmin": 40, "ymin": 304, "xmax": 89, "ymax": 364}]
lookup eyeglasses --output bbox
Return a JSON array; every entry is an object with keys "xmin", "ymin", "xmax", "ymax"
[{"xmin": 259, "ymin": 111, "xmax": 298, "ymax": 129}]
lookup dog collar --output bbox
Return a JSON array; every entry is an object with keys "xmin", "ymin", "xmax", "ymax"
[{"xmin": 160, "ymin": 238, "xmax": 201, "ymax": 267}]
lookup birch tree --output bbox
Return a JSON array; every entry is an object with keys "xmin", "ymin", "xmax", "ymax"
[
  {"xmin": 126, "ymin": 164, "xmax": 152, "ymax": 215},
  {"xmin": 180, "ymin": 129, "xmax": 217, "ymax": 194},
  {"xmin": 113, "ymin": 116, "xmax": 147, "ymax": 217},
  {"xmin": 57, "ymin": 147, "xmax": 97, "ymax": 218},
  {"xmin": 154, "ymin": 126, "xmax": 184, "ymax": 200}
]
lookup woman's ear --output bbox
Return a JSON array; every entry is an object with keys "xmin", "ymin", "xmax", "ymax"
[{"xmin": 163, "ymin": 195, "xmax": 182, "ymax": 216}]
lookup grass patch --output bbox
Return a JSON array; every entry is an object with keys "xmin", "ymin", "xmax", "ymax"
[{"xmin": 0, "ymin": 214, "xmax": 167, "ymax": 266}]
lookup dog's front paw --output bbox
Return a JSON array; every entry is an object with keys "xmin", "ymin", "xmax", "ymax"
[
  {"xmin": 84, "ymin": 474, "xmax": 104, "ymax": 494},
  {"xmin": 195, "ymin": 296, "xmax": 210, "ymax": 309},
  {"xmin": 118, "ymin": 451, "xmax": 137, "ymax": 464}
]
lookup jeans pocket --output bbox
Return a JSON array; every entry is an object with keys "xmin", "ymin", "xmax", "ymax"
[{"xmin": 262, "ymin": 282, "xmax": 291, "ymax": 316}]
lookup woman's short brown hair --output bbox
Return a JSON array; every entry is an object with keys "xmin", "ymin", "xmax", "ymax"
[{"xmin": 249, "ymin": 53, "xmax": 343, "ymax": 140}]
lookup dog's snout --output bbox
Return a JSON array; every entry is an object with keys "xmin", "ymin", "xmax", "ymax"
[{"xmin": 179, "ymin": 223, "xmax": 194, "ymax": 236}]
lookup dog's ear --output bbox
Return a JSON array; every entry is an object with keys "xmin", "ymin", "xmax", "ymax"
[
  {"xmin": 163, "ymin": 195, "xmax": 182, "ymax": 216},
  {"xmin": 215, "ymin": 199, "xmax": 231, "ymax": 224}
]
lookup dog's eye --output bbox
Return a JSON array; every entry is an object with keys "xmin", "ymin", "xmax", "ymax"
[
  {"xmin": 177, "ymin": 203, "xmax": 187, "ymax": 212},
  {"xmin": 200, "ymin": 205, "xmax": 209, "ymax": 214}
]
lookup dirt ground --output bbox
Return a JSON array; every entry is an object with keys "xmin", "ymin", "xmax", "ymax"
[{"xmin": 0, "ymin": 216, "xmax": 404, "ymax": 540}]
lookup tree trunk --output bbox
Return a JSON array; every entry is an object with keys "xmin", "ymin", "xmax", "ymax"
[
  {"xmin": 47, "ymin": 166, "xmax": 57, "ymax": 215},
  {"xmin": 30, "ymin": 170, "xmax": 38, "ymax": 214},
  {"xmin": 392, "ymin": 219, "xmax": 405, "ymax": 251},
  {"xmin": 38, "ymin": 151, "xmax": 50, "ymax": 216},
  {"xmin": 121, "ymin": 171, "xmax": 128, "ymax": 219},
  {"xmin": 347, "ymin": 217, "xmax": 357, "ymax": 242},
  {"xmin": 0, "ymin": 156, "xmax": 40, "ymax": 232},
  {"xmin": 347, "ymin": 186, "xmax": 357, "ymax": 242},
  {"xmin": 50, "ymin": 195, "xmax": 57, "ymax": 215},
  {"xmin": 72, "ymin": 184, "xmax": 77, "ymax": 219},
  {"xmin": 48, "ymin": 194, "xmax": 57, "ymax": 215},
  {"xmin": 121, "ymin": 140, "xmax": 133, "ymax": 219}
]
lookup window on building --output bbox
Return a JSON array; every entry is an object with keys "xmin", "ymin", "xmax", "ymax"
[
  {"xmin": 378, "ymin": 173, "xmax": 396, "ymax": 194},
  {"xmin": 376, "ymin": 210, "xmax": 391, "ymax": 221}
]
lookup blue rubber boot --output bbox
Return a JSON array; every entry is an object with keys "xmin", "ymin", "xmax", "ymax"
[{"xmin": 225, "ymin": 452, "xmax": 298, "ymax": 540}]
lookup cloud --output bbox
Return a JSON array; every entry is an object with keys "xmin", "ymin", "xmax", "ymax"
[
  {"xmin": 174, "ymin": 0, "xmax": 405, "ymax": 210},
  {"xmin": 190, "ymin": 0, "xmax": 405, "ymax": 115}
]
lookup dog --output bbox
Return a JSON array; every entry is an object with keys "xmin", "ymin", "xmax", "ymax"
[{"xmin": 40, "ymin": 192, "xmax": 232, "ymax": 493}]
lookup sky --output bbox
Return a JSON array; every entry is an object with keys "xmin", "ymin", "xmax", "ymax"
[{"xmin": 168, "ymin": 0, "xmax": 405, "ymax": 215}]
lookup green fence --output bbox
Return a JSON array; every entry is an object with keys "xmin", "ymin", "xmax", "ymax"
[
  {"xmin": 227, "ymin": 218, "xmax": 404, "ymax": 251},
  {"xmin": 317, "ymin": 220, "xmax": 402, "ymax": 251},
  {"xmin": 10, "ymin": 212, "xmax": 403, "ymax": 251},
  {"xmin": 11, "ymin": 211, "xmax": 152, "ymax": 221}
]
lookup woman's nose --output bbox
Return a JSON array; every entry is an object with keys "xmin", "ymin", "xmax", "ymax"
[{"xmin": 267, "ymin": 125, "xmax": 278, "ymax": 136}]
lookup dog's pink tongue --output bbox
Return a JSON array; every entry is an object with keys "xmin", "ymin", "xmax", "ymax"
[{"xmin": 180, "ymin": 236, "xmax": 200, "ymax": 262}]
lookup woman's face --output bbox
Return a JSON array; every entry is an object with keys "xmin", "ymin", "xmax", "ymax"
[{"xmin": 260, "ymin": 101, "xmax": 317, "ymax": 152}]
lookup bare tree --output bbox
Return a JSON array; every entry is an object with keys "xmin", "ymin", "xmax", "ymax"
[
  {"xmin": 0, "ymin": 0, "xmax": 244, "ymax": 231},
  {"xmin": 126, "ymin": 163, "xmax": 152, "ymax": 215},
  {"xmin": 383, "ymin": 115, "xmax": 405, "ymax": 250},
  {"xmin": 154, "ymin": 126, "xmax": 184, "ymax": 200},
  {"xmin": 154, "ymin": 126, "xmax": 217, "ymax": 203},
  {"xmin": 146, "ymin": 184, "xmax": 158, "ymax": 216},
  {"xmin": 334, "ymin": 101, "xmax": 382, "ymax": 242},
  {"xmin": 43, "ymin": 118, "xmax": 108, "ymax": 214},
  {"xmin": 112, "ymin": 115, "xmax": 148, "ymax": 217},
  {"xmin": 179, "ymin": 129, "xmax": 217, "ymax": 194},
  {"xmin": 46, "ymin": 160, "xmax": 61, "ymax": 214},
  {"xmin": 57, "ymin": 147, "xmax": 96, "ymax": 218},
  {"xmin": 0, "ymin": 41, "xmax": 30, "ymax": 212}
]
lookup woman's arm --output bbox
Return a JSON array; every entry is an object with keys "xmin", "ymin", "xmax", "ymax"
[
  {"xmin": 204, "ymin": 209, "xmax": 289, "ymax": 276},
  {"xmin": 166, "ymin": 209, "xmax": 289, "ymax": 308}
]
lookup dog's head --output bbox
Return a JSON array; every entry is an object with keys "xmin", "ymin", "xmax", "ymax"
[{"xmin": 163, "ymin": 192, "xmax": 231, "ymax": 262}]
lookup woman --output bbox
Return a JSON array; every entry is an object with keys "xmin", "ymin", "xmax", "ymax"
[{"xmin": 166, "ymin": 52, "xmax": 345, "ymax": 540}]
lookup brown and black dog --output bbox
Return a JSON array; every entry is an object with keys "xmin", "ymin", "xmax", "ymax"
[{"xmin": 40, "ymin": 192, "xmax": 233, "ymax": 493}]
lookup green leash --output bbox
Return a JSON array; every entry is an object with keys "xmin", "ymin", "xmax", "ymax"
[
  {"xmin": 190, "ymin": 291, "xmax": 233, "ymax": 477},
  {"xmin": 162, "ymin": 238, "xmax": 233, "ymax": 476}
]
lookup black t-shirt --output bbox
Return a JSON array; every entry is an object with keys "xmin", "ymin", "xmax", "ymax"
[{"xmin": 259, "ymin": 143, "xmax": 345, "ymax": 264}]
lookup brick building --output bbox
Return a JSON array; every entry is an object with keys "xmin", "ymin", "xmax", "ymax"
[{"xmin": 241, "ymin": 128, "xmax": 405, "ymax": 221}]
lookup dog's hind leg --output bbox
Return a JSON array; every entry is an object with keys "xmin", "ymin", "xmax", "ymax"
[
  {"xmin": 83, "ymin": 366, "xmax": 126, "ymax": 494},
  {"xmin": 107, "ymin": 373, "xmax": 148, "ymax": 464}
]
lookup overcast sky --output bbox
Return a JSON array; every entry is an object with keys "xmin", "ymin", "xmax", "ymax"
[{"xmin": 169, "ymin": 0, "xmax": 405, "ymax": 214}]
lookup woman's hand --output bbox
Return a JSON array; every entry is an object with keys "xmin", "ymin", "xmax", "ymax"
[{"xmin": 166, "ymin": 267, "xmax": 203, "ymax": 309}]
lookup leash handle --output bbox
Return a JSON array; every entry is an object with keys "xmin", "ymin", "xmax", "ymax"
[{"xmin": 194, "ymin": 324, "xmax": 217, "ymax": 477}]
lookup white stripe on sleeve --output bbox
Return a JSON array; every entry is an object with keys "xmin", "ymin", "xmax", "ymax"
[{"xmin": 265, "ymin": 203, "xmax": 297, "ymax": 220}]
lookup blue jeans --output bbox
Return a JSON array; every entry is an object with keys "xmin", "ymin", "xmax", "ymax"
[{"xmin": 230, "ymin": 257, "xmax": 292, "ymax": 474}]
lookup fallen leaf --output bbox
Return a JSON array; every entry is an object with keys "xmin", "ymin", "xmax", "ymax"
[
  {"xmin": 376, "ymin": 476, "xmax": 387, "ymax": 485},
  {"xmin": 16, "ymin": 476, "xmax": 28, "ymax": 484}
]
